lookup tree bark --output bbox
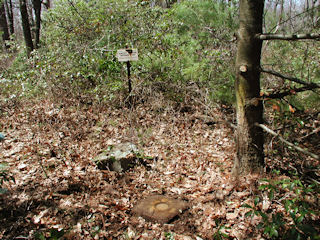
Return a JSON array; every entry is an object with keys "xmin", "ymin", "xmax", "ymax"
[
  {"xmin": 234, "ymin": 0, "xmax": 265, "ymax": 175},
  {"xmin": 32, "ymin": 0, "xmax": 41, "ymax": 48},
  {"xmin": 19, "ymin": 0, "xmax": 34, "ymax": 56},
  {"xmin": 0, "ymin": 1, "xmax": 10, "ymax": 49},
  {"xmin": 5, "ymin": 0, "xmax": 14, "ymax": 34}
]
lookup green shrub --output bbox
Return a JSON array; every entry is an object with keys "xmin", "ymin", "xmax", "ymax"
[
  {"xmin": 242, "ymin": 178, "xmax": 319, "ymax": 239},
  {"xmin": 2, "ymin": 0, "xmax": 237, "ymax": 105}
]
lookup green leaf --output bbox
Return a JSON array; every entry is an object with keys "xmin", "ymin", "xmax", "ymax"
[
  {"xmin": 269, "ymin": 190, "xmax": 274, "ymax": 200},
  {"xmin": 284, "ymin": 200, "xmax": 292, "ymax": 212},
  {"xmin": 245, "ymin": 210, "xmax": 253, "ymax": 217},
  {"xmin": 241, "ymin": 203, "xmax": 253, "ymax": 209},
  {"xmin": 221, "ymin": 232, "xmax": 229, "ymax": 238},
  {"xmin": 296, "ymin": 215, "xmax": 304, "ymax": 223},
  {"xmin": 49, "ymin": 228, "xmax": 65, "ymax": 239},
  {"xmin": 290, "ymin": 211, "xmax": 297, "ymax": 221},
  {"xmin": 0, "ymin": 162, "xmax": 9, "ymax": 170},
  {"xmin": 257, "ymin": 223, "xmax": 264, "ymax": 229},
  {"xmin": 270, "ymin": 226, "xmax": 279, "ymax": 237},
  {"xmin": 258, "ymin": 184, "xmax": 268, "ymax": 190},
  {"xmin": 254, "ymin": 196, "xmax": 260, "ymax": 206},
  {"xmin": 297, "ymin": 120, "xmax": 304, "ymax": 126},
  {"xmin": 0, "ymin": 188, "xmax": 8, "ymax": 194},
  {"xmin": 34, "ymin": 232, "xmax": 46, "ymax": 240},
  {"xmin": 259, "ymin": 211, "xmax": 268, "ymax": 221}
]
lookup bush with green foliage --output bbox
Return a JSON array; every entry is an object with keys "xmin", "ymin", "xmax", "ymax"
[
  {"xmin": 1, "ymin": 0, "xmax": 237, "ymax": 105},
  {"xmin": 34, "ymin": 228, "xmax": 65, "ymax": 240},
  {"xmin": 261, "ymin": 33, "xmax": 320, "ymax": 111},
  {"xmin": 242, "ymin": 177, "xmax": 319, "ymax": 239}
]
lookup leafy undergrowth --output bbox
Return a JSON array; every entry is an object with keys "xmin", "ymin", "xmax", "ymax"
[{"xmin": 0, "ymin": 99, "xmax": 319, "ymax": 239}]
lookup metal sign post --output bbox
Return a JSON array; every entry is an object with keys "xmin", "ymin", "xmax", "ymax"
[
  {"xmin": 126, "ymin": 60, "xmax": 132, "ymax": 94},
  {"xmin": 116, "ymin": 48, "xmax": 139, "ymax": 105}
]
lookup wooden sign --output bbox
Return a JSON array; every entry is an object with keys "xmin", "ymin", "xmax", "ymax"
[{"xmin": 116, "ymin": 49, "xmax": 138, "ymax": 62}]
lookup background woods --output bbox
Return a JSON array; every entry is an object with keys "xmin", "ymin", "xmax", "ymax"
[
  {"xmin": 0, "ymin": 0, "xmax": 319, "ymax": 239},
  {"xmin": 0, "ymin": 0, "xmax": 47, "ymax": 52}
]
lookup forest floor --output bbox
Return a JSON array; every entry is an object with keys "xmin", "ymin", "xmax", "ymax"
[{"xmin": 0, "ymin": 98, "xmax": 318, "ymax": 239}]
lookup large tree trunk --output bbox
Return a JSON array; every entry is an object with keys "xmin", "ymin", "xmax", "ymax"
[
  {"xmin": 0, "ymin": 1, "xmax": 10, "ymax": 49},
  {"xmin": 19, "ymin": 0, "xmax": 34, "ymax": 56},
  {"xmin": 32, "ymin": 0, "xmax": 41, "ymax": 48},
  {"xmin": 233, "ymin": 0, "xmax": 265, "ymax": 175}
]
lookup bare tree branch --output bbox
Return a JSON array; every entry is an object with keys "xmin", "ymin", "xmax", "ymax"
[
  {"xmin": 256, "ymin": 33, "xmax": 320, "ymax": 40},
  {"xmin": 261, "ymin": 68, "xmax": 320, "ymax": 88},
  {"xmin": 66, "ymin": 0, "xmax": 86, "ymax": 22},
  {"xmin": 255, "ymin": 123, "xmax": 320, "ymax": 160},
  {"xmin": 265, "ymin": 85, "xmax": 319, "ymax": 99},
  {"xmin": 299, "ymin": 127, "xmax": 320, "ymax": 141},
  {"xmin": 268, "ymin": 5, "xmax": 320, "ymax": 33}
]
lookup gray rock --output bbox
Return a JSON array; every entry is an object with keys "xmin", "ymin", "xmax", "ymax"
[
  {"xmin": 0, "ymin": 133, "xmax": 5, "ymax": 141},
  {"xmin": 93, "ymin": 142, "xmax": 139, "ymax": 172}
]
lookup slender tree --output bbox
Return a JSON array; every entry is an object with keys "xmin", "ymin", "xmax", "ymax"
[
  {"xmin": 234, "ymin": 0, "xmax": 265, "ymax": 175},
  {"xmin": 234, "ymin": 0, "xmax": 320, "ymax": 175},
  {"xmin": 19, "ymin": 0, "xmax": 34, "ymax": 56},
  {"xmin": 0, "ymin": 0, "xmax": 10, "ymax": 49},
  {"xmin": 25, "ymin": 0, "xmax": 35, "ymax": 41},
  {"xmin": 32, "ymin": 0, "xmax": 41, "ymax": 48},
  {"xmin": 275, "ymin": 0, "xmax": 284, "ymax": 32},
  {"xmin": 150, "ymin": 0, "xmax": 169, "ymax": 8},
  {"xmin": 4, "ymin": 0, "xmax": 14, "ymax": 34}
]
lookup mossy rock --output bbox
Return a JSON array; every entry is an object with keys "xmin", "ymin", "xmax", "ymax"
[{"xmin": 93, "ymin": 142, "xmax": 139, "ymax": 172}]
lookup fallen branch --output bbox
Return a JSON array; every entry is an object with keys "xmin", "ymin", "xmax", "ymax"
[
  {"xmin": 261, "ymin": 68, "xmax": 320, "ymax": 88},
  {"xmin": 256, "ymin": 33, "xmax": 320, "ymax": 41},
  {"xmin": 255, "ymin": 123, "xmax": 320, "ymax": 160}
]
